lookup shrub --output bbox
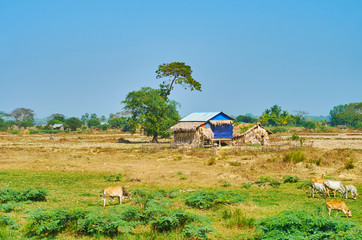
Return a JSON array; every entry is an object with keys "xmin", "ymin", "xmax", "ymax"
[
  {"xmin": 303, "ymin": 120, "xmax": 316, "ymax": 130},
  {"xmin": 297, "ymin": 180, "xmax": 312, "ymax": 189},
  {"xmin": 0, "ymin": 215, "xmax": 16, "ymax": 227},
  {"xmin": 344, "ymin": 159, "xmax": 355, "ymax": 170},
  {"xmin": 25, "ymin": 207, "xmax": 138, "ymax": 238},
  {"xmin": 184, "ymin": 223, "xmax": 214, "ymax": 239},
  {"xmin": 132, "ymin": 189, "xmax": 167, "ymax": 209},
  {"xmin": 241, "ymin": 183, "xmax": 253, "ymax": 189},
  {"xmin": 103, "ymin": 173, "xmax": 123, "ymax": 182},
  {"xmin": 10, "ymin": 130, "xmax": 21, "ymax": 134},
  {"xmin": 255, "ymin": 210, "xmax": 362, "ymax": 239},
  {"xmin": 283, "ymin": 176, "xmax": 300, "ymax": 183},
  {"xmin": 283, "ymin": 151, "xmax": 305, "ymax": 163},
  {"xmin": 185, "ymin": 190, "xmax": 243, "ymax": 209},
  {"xmin": 253, "ymin": 177, "xmax": 281, "ymax": 188},
  {"xmin": 0, "ymin": 188, "xmax": 47, "ymax": 203},
  {"xmin": 150, "ymin": 209, "xmax": 203, "ymax": 233},
  {"xmin": 289, "ymin": 135, "xmax": 300, "ymax": 141},
  {"xmin": 0, "ymin": 203, "xmax": 17, "ymax": 213},
  {"xmin": 269, "ymin": 179, "xmax": 281, "ymax": 188},
  {"xmin": 207, "ymin": 157, "xmax": 216, "ymax": 166},
  {"xmin": 25, "ymin": 208, "xmax": 81, "ymax": 237},
  {"xmin": 77, "ymin": 211, "xmax": 136, "ymax": 236}
]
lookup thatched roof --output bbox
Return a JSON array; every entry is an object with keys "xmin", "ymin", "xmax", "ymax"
[
  {"xmin": 199, "ymin": 127, "xmax": 214, "ymax": 140},
  {"xmin": 170, "ymin": 122, "xmax": 204, "ymax": 132},
  {"xmin": 233, "ymin": 123, "xmax": 272, "ymax": 137},
  {"xmin": 209, "ymin": 120, "xmax": 233, "ymax": 126}
]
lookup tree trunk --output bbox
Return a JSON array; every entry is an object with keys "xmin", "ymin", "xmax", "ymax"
[{"xmin": 151, "ymin": 136, "xmax": 158, "ymax": 143}]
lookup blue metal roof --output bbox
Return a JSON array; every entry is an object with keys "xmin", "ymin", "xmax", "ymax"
[{"xmin": 180, "ymin": 112, "xmax": 233, "ymax": 122}]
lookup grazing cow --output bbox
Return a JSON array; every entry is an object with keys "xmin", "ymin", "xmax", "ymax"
[
  {"xmin": 311, "ymin": 177, "xmax": 329, "ymax": 196},
  {"xmin": 101, "ymin": 187, "xmax": 132, "ymax": 207},
  {"xmin": 345, "ymin": 185, "xmax": 358, "ymax": 200},
  {"xmin": 326, "ymin": 200, "xmax": 352, "ymax": 218},
  {"xmin": 323, "ymin": 180, "xmax": 345, "ymax": 198},
  {"xmin": 311, "ymin": 182, "xmax": 326, "ymax": 198}
]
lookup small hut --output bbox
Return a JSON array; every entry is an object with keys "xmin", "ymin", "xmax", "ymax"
[
  {"xmin": 52, "ymin": 123, "xmax": 64, "ymax": 130},
  {"xmin": 233, "ymin": 123, "xmax": 272, "ymax": 146},
  {"xmin": 170, "ymin": 112, "xmax": 234, "ymax": 147}
]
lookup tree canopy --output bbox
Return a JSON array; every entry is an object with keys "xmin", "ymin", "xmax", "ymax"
[
  {"xmin": 329, "ymin": 102, "xmax": 362, "ymax": 127},
  {"xmin": 260, "ymin": 105, "xmax": 305, "ymax": 126},
  {"xmin": 156, "ymin": 62, "xmax": 201, "ymax": 98},
  {"xmin": 10, "ymin": 108, "xmax": 34, "ymax": 122},
  {"xmin": 64, "ymin": 117, "xmax": 83, "ymax": 131},
  {"xmin": 122, "ymin": 87, "xmax": 180, "ymax": 142}
]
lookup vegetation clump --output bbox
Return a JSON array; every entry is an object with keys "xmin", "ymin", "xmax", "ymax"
[
  {"xmin": 254, "ymin": 177, "xmax": 281, "ymax": 188},
  {"xmin": 185, "ymin": 190, "xmax": 243, "ymax": 209},
  {"xmin": 283, "ymin": 175, "xmax": 300, "ymax": 183},
  {"xmin": 255, "ymin": 210, "xmax": 362, "ymax": 239},
  {"xmin": 0, "ymin": 188, "xmax": 47, "ymax": 203},
  {"xmin": 222, "ymin": 208, "xmax": 255, "ymax": 229},
  {"xmin": 282, "ymin": 150, "xmax": 305, "ymax": 163}
]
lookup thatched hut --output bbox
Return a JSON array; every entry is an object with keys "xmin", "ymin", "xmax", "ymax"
[
  {"xmin": 233, "ymin": 123, "xmax": 272, "ymax": 146},
  {"xmin": 170, "ymin": 112, "xmax": 234, "ymax": 147}
]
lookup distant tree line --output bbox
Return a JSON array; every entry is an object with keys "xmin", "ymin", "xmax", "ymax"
[{"xmin": 234, "ymin": 102, "xmax": 362, "ymax": 129}]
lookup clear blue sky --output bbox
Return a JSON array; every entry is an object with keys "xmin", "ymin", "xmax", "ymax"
[{"xmin": 1, "ymin": 0, "xmax": 361, "ymax": 119}]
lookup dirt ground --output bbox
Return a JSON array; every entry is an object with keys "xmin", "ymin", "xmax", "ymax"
[{"xmin": 0, "ymin": 131, "xmax": 361, "ymax": 188}]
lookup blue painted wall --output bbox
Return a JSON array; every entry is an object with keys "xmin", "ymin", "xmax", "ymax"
[
  {"xmin": 211, "ymin": 124, "xmax": 233, "ymax": 139},
  {"xmin": 209, "ymin": 113, "xmax": 233, "ymax": 139}
]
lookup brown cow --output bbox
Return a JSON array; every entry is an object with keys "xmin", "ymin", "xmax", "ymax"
[
  {"xmin": 326, "ymin": 200, "xmax": 352, "ymax": 218},
  {"xmin": 101, "ymin": 187, "xmax": 132, "ymax": 207}
]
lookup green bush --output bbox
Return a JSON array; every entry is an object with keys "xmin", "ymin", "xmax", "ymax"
[
  {"xmin": 25, "ymin": 207, "xmax": 138, "ymax": 238},
  {"xmin": 289, "ymin": 135, "xmax": 300, "ymax": 141},
  {"xmin": 282, "ymin": 151, "xmax": 305, "ymax": 163},
  {"xmin": 0, "ymin": 188, "xmax": 47, "ymax": 203},
  {"xmin": 0, "ymin": 203, "xmax": 17, "ymax": 213},
  {"xmin": 255, "ymin": 210, "xmax": 362, "ymax": 239},
  {"xmin": 185, "ymin": 190, "xmax": 243, "ymax": 209},
  {"xmin": 283, "ymin": 176, "xmax": 300, "ymax": 183},
  {"xmin": 150, "ymin": 209, "xmax": 202, "ymax": 233},
  {"xmin": 241, "ymin": 182, "xmax": 253, "ymax": 189},
  {"xmin": 10, "ymin": 130, "xmax": 21, "ymax": 134},
  {"xmin": 184, "ymin": 223, "xmax": 214, "ymax": 239},
  {"xmin": 254, "ymin": 177, "xmax": 281, "ymax": 188},
  {"xmin": 25, "ymin": 208, "xmax": 81, "ymax": 237},
  {"xmin": 103, "ymin": 173, "xmax": 123, "ymax": 182},
  {"xmin": 77, "ymin": 211, "xmax": 135, "ymax": 236},
  {"xmin": 0, "ymin": 215, "xmax": 16, "ymax": 227}
]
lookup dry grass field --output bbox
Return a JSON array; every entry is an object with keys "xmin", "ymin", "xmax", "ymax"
[{"xmin": 0, "ymin": 130, "xmax": 361, "ymax": 239}]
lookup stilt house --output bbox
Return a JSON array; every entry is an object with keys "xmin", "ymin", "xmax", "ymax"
[{"xmin": 170, "ymin": 112, "xmax": 234, "ymax": 146}]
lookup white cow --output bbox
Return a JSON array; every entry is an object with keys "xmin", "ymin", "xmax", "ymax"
[
  {"xmin": 311, "ymin": 182, "xmax": 326, "ymax": 198},
  {"xmin": 345, "ymin": 185, "xmax": 358, "ymax": 200},
  {"xmin": 101, "ymin": 187, "xmax": 132, "ymax": 207},
  {"xmin": 323, "ymin": 180, "xmax": 345, "ymax": 198}
]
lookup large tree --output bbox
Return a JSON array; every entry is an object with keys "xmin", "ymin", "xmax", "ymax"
[
  {"xmin": 329, "ymin": 102, "xmax": 362, "ymax": 126},
  {"xmin": 156, "ymin": 62, "xmax": 201, "ymax": 98},
  {"xmin": 47, "ymin": 113, "xmax": 65, "ymax": 125},
  {"xmin": 122, "ymin": 87, "xmax": 180, "ymax": 142},
  {"xmin": 64, "ymin": 117, "xmax": 83, "ymax": 131},
  {"xmin": 10, "ymin": 108, "xmax": 34, "ymax": 122}
]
